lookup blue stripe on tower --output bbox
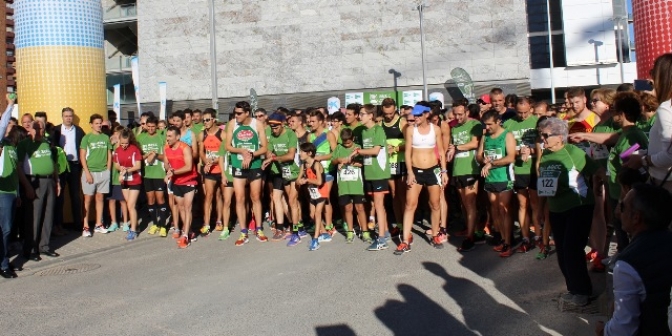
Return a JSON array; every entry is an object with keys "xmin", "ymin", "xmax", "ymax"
[{"xmin": 15, "ymin": 0, "xmax": 104, "ymax": 49}]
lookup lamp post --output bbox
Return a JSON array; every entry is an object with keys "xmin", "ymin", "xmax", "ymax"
[
  {"xmin": 417, "ymin": 3, "xmax": 428, "ymax": 101},
  {"xmin": 546, "ymin": 0, "xmax": 556, "ymax": 103},
  {"xmin": 208, "ymin": 0, "xmax": 219, "ymax": 110}
]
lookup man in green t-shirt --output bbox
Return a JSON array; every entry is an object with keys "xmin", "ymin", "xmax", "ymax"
[
  {"xmin": 191, "ymin": 109, "xmax": 204, "ymax": 135},
  {"xmin": 344, "ymin": 104, "xmax": 365, "ymax": 145},
  {"xmin": 354, "ymin": 104, "xmax": 390, "ymax": 251},
  {"xmin": 80, "ymin": 114, "xmax": 112, "ymax": 237},
  {"xmin": 140, "ymin": 116, "xmax": 168, "ymax": 237},
  {"xmin": 18, "ymin": 120, "xmax": 62, "ymax": 260},
  {"xmin": 262, "ymin": 113, "xmax": 301, "ymax": 243}
]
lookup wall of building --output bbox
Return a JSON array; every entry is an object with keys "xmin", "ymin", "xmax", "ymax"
[{"xmin": 137, "ymin": 0, "xmax": 531, "ymax": 104}]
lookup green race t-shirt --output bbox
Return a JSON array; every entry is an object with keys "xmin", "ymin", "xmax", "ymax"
[
  {"xmin": 590, "ymin": 117, "xmax": 621, "ymax": 168},
  {"xmin": 0, "ymin": 142, "xmax": 19, "ymax": 195},
  {"xmin": 636, "ymin": 114, "xmax": 656, "ymax": 138},
  {"xmin": 361, "ymin": 124, "xmax": 390, "ymax": 181},
  {"xmin": 607, "ymin": 127, "xmax": 649, "ymax": 200},
  {"xmin": 230, "ymin": 121, "xmax": 261, "ymax": 170},
  {"xmin": 538, "ymin": 144, "xmax": 597, "ymax": 213},
  {"xmin": 191, "ymin": 122, "xmax": 204, "ymax": 137},
  {"xmin": 17, "ymin": 138, "xmax": 56, "ymax": 176},
  {"xmin": 451, "ymin": 119, "xmax": 482, "ymax": 177},
  {"xmin": 332, "ymin": 144, "xmax": 364, "ymax": 196},
  {"xmin": 80, "ymin": 133, "xmax": 111, "ymax": 172},
  {"xmin": 503, "ymin": 116, "xmax": 538, "ymax": 175},
  {"xmin": 268, "ymin": 129, "xmax": 300, "ymax": 179},
  {"xmin": 344, "ymin": 122, "xmax": 365, "ymax": 146},
  {"xmin": 483, "ymin": 130, "xmax": 513, "ymax": 183},
  {"xmin": 139, "ymin": 132, "xmax": 166, "ymax": 179}
]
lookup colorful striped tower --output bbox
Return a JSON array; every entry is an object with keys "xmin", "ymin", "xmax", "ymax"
[
  {"xmin": 632, "ymin": 0, "xmax": 672, "ymax": 79},
  {"xmin": 15, "ymin": 0, "xmax": 106, "ymax": 133}
]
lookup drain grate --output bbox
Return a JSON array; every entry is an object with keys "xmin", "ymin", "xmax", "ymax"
[{"xmin": 37, "ymin": 264, "xmax": 101, "ymax": 276}]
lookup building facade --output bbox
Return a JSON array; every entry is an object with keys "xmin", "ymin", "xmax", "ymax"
[
  {"xmin": 1, "ymin": 0, "xmax": 15, "ymax": 112},
  {"xmin": 131, "ymin": 0, "xmax": 531, "ymax": 117}
]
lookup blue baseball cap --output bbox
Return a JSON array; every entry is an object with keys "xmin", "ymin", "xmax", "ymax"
[
  {"xmin": 412, "ymin": 105, "xmax": 431, "ymax": 116},
  {"xmin": 268, "ymin": 113, "xmax": 286, "ymax": 125}
]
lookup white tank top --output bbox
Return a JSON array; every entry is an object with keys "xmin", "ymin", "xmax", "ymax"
[{"xmin": 412, "ymin": 124, "xmax": 436, "ymax": 149}]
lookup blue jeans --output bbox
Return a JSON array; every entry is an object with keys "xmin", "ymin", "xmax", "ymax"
[{"xmin": 0, "ymin": 193, "xmax": 17, "ymax": 271}]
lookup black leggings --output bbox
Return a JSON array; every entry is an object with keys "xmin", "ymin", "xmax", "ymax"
[{"xmin": 549, "ymin": 204, "xmax": 593, "ymax": 296}]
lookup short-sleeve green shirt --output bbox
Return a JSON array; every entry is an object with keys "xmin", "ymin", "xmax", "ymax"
[
  {"xmin": 360, "ymin": 124, "xmax": 390, "ymax": 181},
  {"xmin": 451, "ymin": 119, "xmax": 482, "ymax": 177},
  {"xmin": 607, "ymin": 127, "xmax": 649, "ymax": 200},
  {"xmin": 503, "ymin": 116, "xmax": 538, "ymax": 175},
  {"xmin": 17, "ymin": 139, "xmax": 56, "ymax": 176},
  {"xmin": 139, "ymin": 132, "xmax": 166, "ymax": 179},
  {"xmin": 332, "ymin": 144, "xmax": 364, "ymax": 196},
  {"xmin": 538, "ymin": 144, "xmax": 598, "ymax": 213},
  {"xmin": 268, "ymin": 129, "xmax": 299, "ymax": 179},
  {"xmin": 80, "ymin": 133, "xmax": 111, "ymax": 172}
]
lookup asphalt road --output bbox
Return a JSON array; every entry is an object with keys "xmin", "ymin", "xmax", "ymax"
[{"xmin": 1, "ymin": 231, "xmax": 605, "ymax": 336}]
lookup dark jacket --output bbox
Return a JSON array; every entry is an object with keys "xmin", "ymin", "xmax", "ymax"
[
  {"xmin": 50, "ymin": 124, "xmax": 85, "ymax": 162},
  {"xmin": 618, "ymin": 229, "xmax": 672, "ymax": 336}
]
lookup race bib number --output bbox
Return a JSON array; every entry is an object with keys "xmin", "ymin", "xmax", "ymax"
[
  {"xmin": 363, "ymin": 157, "xmax": 372, "ymax": 166},
  {"xmin": 123, "ymin": 173, "xmax": 134, "ymax": 182},
  {"xmin": 308, "ymin": 187, "xmax": 321, "ymax": 200},
  {"xmin": 321, "ymin": 160, "xmax": 329, "ymax": 169},
  {"xmin": 537, "ymin": 171, "xmax": 560, "ymax": 197},
  {"xmin": 455, "ymin": 150, "xmax": 471, "ymax": 159},
  {"xmin": 484, "ymin": 149, "xmax": 502, "ymax": 161},
  {"xmin": 281, "ymin": 166, "xmax": 292, "ymax": 179},
  {"xmin": 236, "ymin": 144, "xmax": 255, "ymax": 160},
  {"xmin": 339, "ymin": 166, "xmax": 359, "ymax": 182},
  {"xmin": 591, "ymin": 144, "xmax": 609, "ymax": 160},
  {"xmin": 389, "ymin": 162, "xmax": 399, "ymax": 175},
  {"xmin": 145, "ymin": 158, "xmax": 156, "ymax": 166}
]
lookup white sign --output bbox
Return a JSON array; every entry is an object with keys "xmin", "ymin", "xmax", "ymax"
[
  {"xmin": 402, "ymin": 90, "xmax": 423, "ymax": 106},
  {"xmin": 344, "ymin": 92, "xmax": 364, "ymax": 105},
  {"xmin": 113, "ymin": 84, "xmax": 121, "ymax": 115},
  {"xmin": 327, "ymin": 97, "xmax": 340, "ymax": 114},
  {"xmin": 429, "ymin": 92, "xmax": 444, "ymax": 106},
  {"xmin": 130, "ymin": 56, "xmax": 142, "ymax": 114},
  {"xmin": 159, "ymin": 82, "xmax": 167, "ymax": 120}
]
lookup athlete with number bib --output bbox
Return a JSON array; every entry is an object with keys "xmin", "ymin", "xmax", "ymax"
[
  {"xmin": 198, "ymin": 109, "xmax": 224, "ymax": 236},
  {"xmin": 477, "ymin": 110, "xmax": 516, "ymax": 257},
  {"xmin": 381, "ymin": 98, "xmax": 407, "ymax": 238},
  {"xmin": 141, "ymin": 117, "xmax": 168, "ymax": 237},
  {"xmin": 307, "ymin": 110, "xmax": 337, "ymax": 235},
  {"xmin": 297, "ymin": 143, "xmax": 329, "ymax": 251}
]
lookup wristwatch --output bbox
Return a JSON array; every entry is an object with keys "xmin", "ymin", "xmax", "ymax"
[{"xmin": 641, "ymin": 155, "xmax": 649, "ymax": 168}]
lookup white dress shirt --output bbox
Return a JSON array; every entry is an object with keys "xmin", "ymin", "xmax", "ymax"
[
  {"xmin": 605, "ymin": 260, "xmax": 647, "ymax": 336},
  {"xmin": 60, "ymin": 124, "xmax": 78, "ymax": 161},
  {"xmin": 648, "ymin": 100, "xmax": 672, "ymax": 180}
]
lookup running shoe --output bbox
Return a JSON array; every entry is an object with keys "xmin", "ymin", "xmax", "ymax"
[
  {"xmin": 438, "ymin": 230, "xmax": 448, "ymax": 244},
  {"xmin": 493, "ymin": 242, "xmax": 506, "ymax": 252},
  {"xmin": 235, "ymin": 233, "xmax": 249, "ymax": 246},
  {"xmin": 272, "ymin": 230, "xmax": 285, "ymax": 241},
  {"xmin": 458, "ymin": 238, "xmax": 476, "ymax": 252},
  {"xmin": 389, "ymin": 226, "xmax": 401, "ymax": 238},
  {"xmin": 516, "ymin": 241, "xmax": 533, "ymax": 253},
  {"xmin": 218, "ymin": 229, "xmax": 230, "ymax": 241},
  {"xmin": 200, "ymin": 225, "xmax": 210, "ymax": 236},
  {"xmin": 94, "ymin": 226, "xmax": 109, "ymax": 234},
  {"xmin": 346, "ymin": 231, "xmax": 355, "ymax": 244},
  {"xmin": 473, "ymin": 230, "xmax": 487, "ymax": 244},
  {"xmin": 177, "ymin": 236, "xmax": 190, "ymax": 249},
  {"xmin": 189, "ymin": 232, "xmax": 198, "ymax": 242},
  {"xmin": 393, "ymin": 242, "xmax": 411, "ymax": 255},
  {"xmin": 126, "ymin": 231, "xmax": 137, "ymax": 241},
  {"xmin": 499, "ymin": 244, "xmax": 513, "ymax": 257},
  {"xmin": 256, "ymin": 230, "xmax": 269, "ymax": 242},
  {"xmin": 107, "ymin": 222, "xmax": 119, "ymax": 233},
  {"xmin": 362, "ymin": 231, "xmax": 373, "ymax": 244},
  {"xmin": 122, "ymin": 223, "xmax": 130, "ymax": 232},
  {"xmin": 298, "ymin": 230, "xmax": 308, "ymax": 238},
  {"xmin": 367, "ymin": 238, "xmax": 389, "ymax": 251},
  {"xmin": 536, "ymin": 245, "xmax": 551, "ymax": 260},
  {"xmin": 585, "ymin": 248, "xmax": 597, "ymax": 262},
  {"xmin": 82, "ymin": 228, "xmax": 92, "ymax": 238},
  {"xmin": 159, "ymin": 227, "xmax": 168, "ymax": 237},
  {"xmin": 431, "ymin": 235, "xmax": 444, "ymax": 249},
  {"xmin": 309, "ymin": 238, "xmax": 320, "ymax": 251},
  {"xmin": 318, "ymin": 233, "xmax": 332, "ymax": 242},
  {"xmin": 147, "ymin": 225, "xmax": 159, "ymax": 235},
  {"xmin": 287, "ymin": 234, "xmax": 301, "ymax": 247},
  {"xmin": 172, "ymin": 229, "xmax": 181, "ymax": 239},
  {"xmin": 214, "ymin": 221, "xmax": 224, "ymax": 231},
  {"xmin": 325, "ymin": 225, "xmax": 337, "ymax": 237}
]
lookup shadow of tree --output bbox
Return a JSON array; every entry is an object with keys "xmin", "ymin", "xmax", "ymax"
[{"xmin": 375, "ymin": 283, "xmax": 475, "ymax": 336}]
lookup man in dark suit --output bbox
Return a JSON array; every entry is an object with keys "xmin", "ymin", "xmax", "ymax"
[{"xmin": 51, "ymin": 107, "xmax": 85, "ymax": 231}]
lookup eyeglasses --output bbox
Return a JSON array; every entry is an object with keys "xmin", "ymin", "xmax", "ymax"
[
  {"xmin": 234, "ymin": 112, "xmax": 245, "ymax": 116},
  {"xmin": 540, "ymin": 133, "xmax": 556, "ymax": 139},
  {"xmin": 203, "ymin": 118, "xmax": 213, "ymax": 122},
  {"xmin": 591, "ymin": 99, "xmax": 601, "ymax": 104}
]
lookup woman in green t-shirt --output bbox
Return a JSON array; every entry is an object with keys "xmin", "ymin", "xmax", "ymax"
[
  {"xmin": 476, "ymin": 110, "xmax": 516, "ymax": 257},
  {"xmin": 538, "ymin": 117, "xmax": 601, "ymax": 307}
]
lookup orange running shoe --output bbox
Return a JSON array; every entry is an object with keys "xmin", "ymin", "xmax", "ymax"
[
  {"xmin": 177, "ymin": 236, "xmax": 190, "ymax": 249},
  {"xmin": 172, "ymin": 229, "xmax": 181, "ymax": 239},
  {"xmin": 499, "ymin": 244, "xmax": 514, "ymax": 257}
]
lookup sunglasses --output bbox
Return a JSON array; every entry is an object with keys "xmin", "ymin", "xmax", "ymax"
[
  {"xmin": 203, "ymin": 118, "xmax": 213, "ymax": 122},
  {"xmin": 407, "ymin": 118, "xmax": 416, "ymax": 122},
  {"xmin": 591, "ymin": 99, "xmax": 600, "ymax": 103},
  {"xmin": 540, "ymin": 133, "xmax": 556, "ymax": 139},
  {"xmin": 234, "ymin": 112, "xmax": 245, "ymax": 116}
]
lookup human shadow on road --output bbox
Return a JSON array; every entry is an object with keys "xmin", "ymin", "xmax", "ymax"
[
  {"xmin": 314, "ymin": 324, "xmax": 357, "ymax": 336},
  {"xmin": 374, "ymin": 283, "xmax": 475, "ymax": 335},
  {"xmin": 423, "ymin": 261, "xmax": 549, "ymax": 336}
]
